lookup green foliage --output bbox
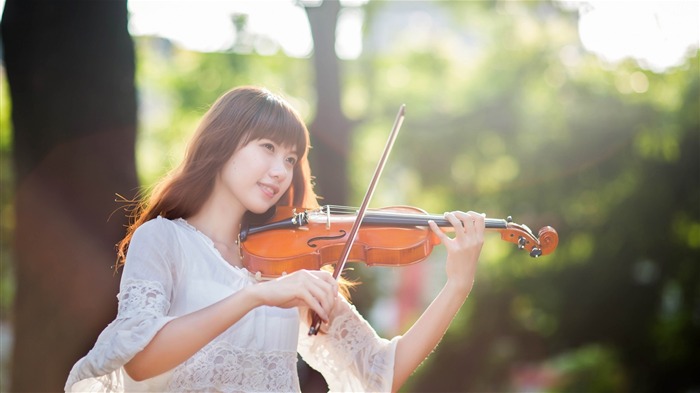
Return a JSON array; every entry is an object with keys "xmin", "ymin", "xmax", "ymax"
[{"xmin": 545, "ymin": 345, "xmax": 628, "ymax": 392}]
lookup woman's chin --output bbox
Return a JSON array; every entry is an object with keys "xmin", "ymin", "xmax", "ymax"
[{"xmin": 246, "ymin": 202, "xmax": 277, "ymax": 215}]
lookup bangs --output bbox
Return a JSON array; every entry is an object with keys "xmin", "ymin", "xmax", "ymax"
[{"xmin": 243, "ymin": 97, "xmax": 309, "ymax": 157}]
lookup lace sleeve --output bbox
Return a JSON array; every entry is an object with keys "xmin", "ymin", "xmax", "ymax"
[
  {"xmin": 65, "ymin": 218, "xmax": 179, "ymax": 392},
  {"xmin": 298, "ymin": 297, "xmax": 400, "ymax": 393}
]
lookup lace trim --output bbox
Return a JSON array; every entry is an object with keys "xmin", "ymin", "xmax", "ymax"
[
  {"xmin": 66, "ymin": 279, "xmax": 177, "ymax": 392},
  {"xmin": 326, "ymin": 304, "xmax": 378, "ymax": 367},
  {"xmin": 167, "ymin": 340, "xmax": 299, "ymax": 392},
  {"xmin": 117, "ymin": 278, "xmax": 170, "ymax": 318},
  {"xmin": 298, "ymin": 301, "xmax": 396, "ymax": 392}
]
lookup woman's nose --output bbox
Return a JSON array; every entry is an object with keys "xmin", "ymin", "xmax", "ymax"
[{"xmin": 269, "ymin": 158, "xmax": 289, "ymax": 180}]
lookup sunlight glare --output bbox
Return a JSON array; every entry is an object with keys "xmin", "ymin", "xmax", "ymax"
[
  {"xmin": 128, "ymin": 1, "xmax": 237, "ymax": 52},
  {"xmin": 336, "ymin": 7, "xmax": 365, "ymax": 59},
  {"xmin": 128, "ymin": 0, "xmax": 313, "ymax": 57},
  {"xmin": 572, "ymin": 0, "xmax": 699, "ymax": 72}
]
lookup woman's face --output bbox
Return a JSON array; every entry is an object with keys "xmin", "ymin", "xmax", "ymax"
[{"xmin": 217, "ymin": 138, "xmax": 298, "ymax": 214}]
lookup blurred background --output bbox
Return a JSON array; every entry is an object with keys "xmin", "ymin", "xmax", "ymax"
[{"xmin": 0, "ymin": 0, "xmax": 698, "ymax": 392}]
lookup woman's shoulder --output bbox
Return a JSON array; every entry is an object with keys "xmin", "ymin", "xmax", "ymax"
[
  {"xmin": 125, "ymin": 217, "xmax": 185, "ymax": 267},
  {"xmin": 132, "ymin": 216, "xmax": 182, "ymax": 242}
]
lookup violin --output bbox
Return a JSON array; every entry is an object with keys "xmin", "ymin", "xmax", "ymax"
[{"xmin": 239, "ymin": 205, "xmax": 558, "ymax": 279}]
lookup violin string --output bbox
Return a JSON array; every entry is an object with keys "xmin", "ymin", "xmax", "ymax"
[{"xmin": 322, "ymin": 205, "xmax": 505, "ymax": 228}]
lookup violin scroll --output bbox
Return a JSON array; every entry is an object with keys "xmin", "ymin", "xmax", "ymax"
[
  {"xmin": 499, "ymin": 218, "xmax": 558, "ymax": 258},
  {"xmin": 537, "ymin": 226, "xmax": 559, "ymax": 256}
]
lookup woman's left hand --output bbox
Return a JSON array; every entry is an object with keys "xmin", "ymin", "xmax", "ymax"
[{"xmin": 428, "ymin": 210, "xmax": 485, "ymax": 296}]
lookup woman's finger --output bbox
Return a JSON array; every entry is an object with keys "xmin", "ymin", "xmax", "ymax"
[
  {"xmin": 453, "ymin": 211, "xmax": 474, "ymax": 235},
  {"xmin": 428, "ymin": 219, "xmax": 450, "ymax": 243},
  {"xmin": 464, "ymin": 211, "xmax": 485, "ymax": 242},
  {"xmin": 296, "ymin": 289, "xmax": 329, "ymax": 323},
  {"xmin": 444, "ymin": 211, "xmax": 472, "ymax": 240},
  {"xmin": 299, "ymin": 271, "xmax": 338, "ymax": 320},
  {"xmin": 311, "ymin": 270, "xmax": 340, "ymax": 295},
  {"xmin": 308, "ymin": 280, "xmax": 336, "ymax": 314}
]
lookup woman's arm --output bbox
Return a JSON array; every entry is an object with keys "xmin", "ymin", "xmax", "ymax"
[
  {"xmin": 124, "ymin": 269, "xmax": 338, "ymax": 381},
  {"xmin": 392, "ymin": 211, "xmax": 485, "ymax": 392}
]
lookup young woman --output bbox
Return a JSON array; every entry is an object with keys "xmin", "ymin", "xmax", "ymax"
[{"xmin": 65, "ymin": 86, "xmax": 486, "ymax": 392}]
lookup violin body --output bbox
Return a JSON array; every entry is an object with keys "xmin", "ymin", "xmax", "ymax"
[{"xmin": 239, "ymin": 205, "xmax": 558, "ymax": 278}]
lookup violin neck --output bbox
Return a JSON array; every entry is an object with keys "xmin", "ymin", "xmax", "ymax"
[
  {"xmin": 240, "ymin": 206, "xmax": 512, "ymax": 242},
  {"xmin": 361, "ymin": 212, "xmax": 508, "ymax": 230}
]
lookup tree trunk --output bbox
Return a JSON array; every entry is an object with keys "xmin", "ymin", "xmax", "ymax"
[
  {"xmin": 305, "ymin": 0, "xmax": 352, "ymax": 206},
  {"xmin": 301, "ymin": 1, "xmax": 352, "ymax": 391},
  {"xmin": 1, "ymin": 1, "xmax": 138, "ymax": 391}
]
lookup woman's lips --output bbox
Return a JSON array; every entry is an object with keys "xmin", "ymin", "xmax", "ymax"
[{"xmin": 258, "ymin": 182, "xmax": 279, "ymax": 198}]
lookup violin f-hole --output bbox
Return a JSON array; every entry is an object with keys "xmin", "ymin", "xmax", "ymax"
[{"xmin": 307, "ymin": 230, "xmax": 347, "ymax": 248}]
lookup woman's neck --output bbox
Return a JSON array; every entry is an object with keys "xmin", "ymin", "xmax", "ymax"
[{"xmin": 186, "ymin": 192, "xmax": 246, "ymax": 247}]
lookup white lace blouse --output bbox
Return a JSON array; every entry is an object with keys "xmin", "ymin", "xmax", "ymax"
[{"xmin": 64, "ymin": 216, "xmax": 399, "ymax": 392}]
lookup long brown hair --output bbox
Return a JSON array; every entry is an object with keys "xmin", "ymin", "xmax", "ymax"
[{"xmin": 117, "ymin": 86, "xmax": 319, "ymax": 266}]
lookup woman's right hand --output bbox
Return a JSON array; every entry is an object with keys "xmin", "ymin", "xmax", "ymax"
[{"xmin": 248, "ymin": 269, "xmax": 339, "ymax": 323}]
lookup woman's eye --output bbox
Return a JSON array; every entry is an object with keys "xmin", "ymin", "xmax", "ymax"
[
  {"xmin": 286, "ymin": 156, "xmax": 298, "ymax": 166},
  {"xmin": 262, "ymin": 143, "xmax": 275, "ymax": 152}
]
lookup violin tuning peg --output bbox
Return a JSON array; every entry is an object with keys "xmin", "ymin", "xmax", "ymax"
[{"xmin": 530, "ymin": 248, "xmax": 542, "ymax": 258}]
